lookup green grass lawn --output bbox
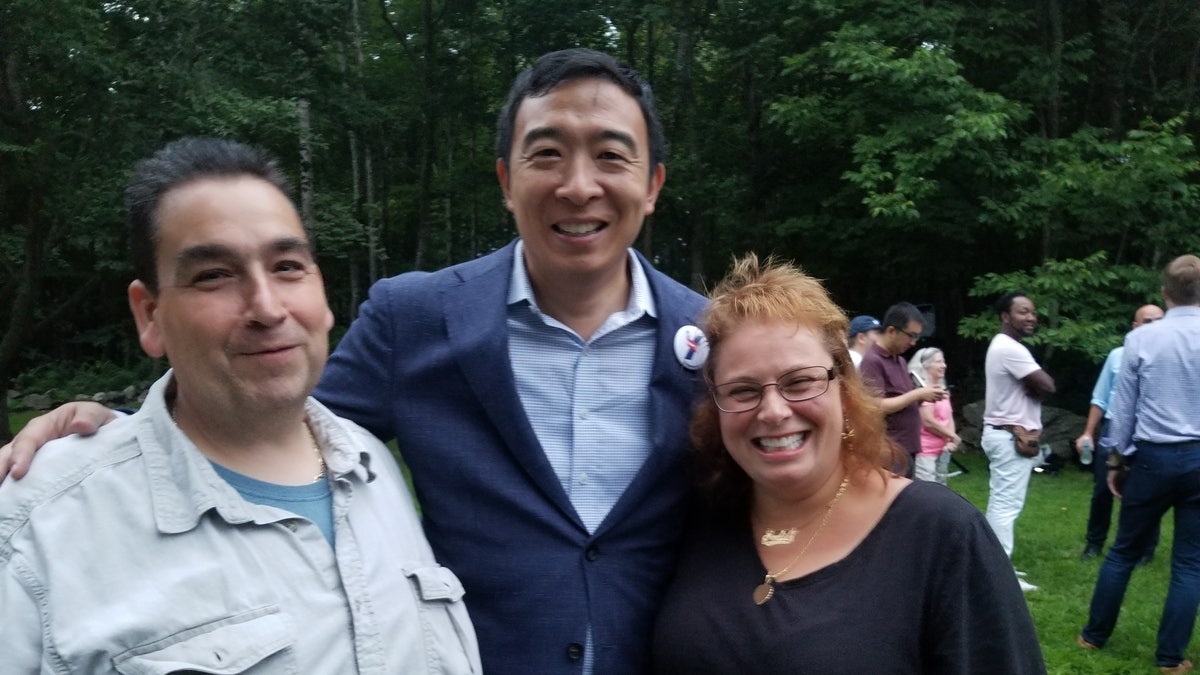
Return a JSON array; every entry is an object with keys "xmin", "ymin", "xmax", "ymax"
[
  {"xmin": 9, "ymin": 410, "xmax": 38, "ymax": 436},
  {"xmin": 948, "ymin": 449, "xmax": 1176, "ymax": 674}
]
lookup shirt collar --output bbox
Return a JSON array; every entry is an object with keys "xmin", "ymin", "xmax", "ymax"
[
  {"xmin": 506, "ymin": 239, "xmax": 657, "ymax": 319},
  {"xmin": 868, "ymin": 341, "xmax": 898, "ymax": 362},
  {"xmin": 139, "ymin": 371, "xmax": 373, "ymax": 535}
]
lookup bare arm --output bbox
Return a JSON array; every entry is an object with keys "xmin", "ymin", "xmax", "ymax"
[
  {"xmin": 1021, "ymin": 369, "xmax": 1055, "ymax": 401},
  {"xmin": 0, "ymin": 402, "xmax": 117, "ymax": 481},
  {"xmin": 1074, "ymin": 404, "xmax": 1104, "ymax": 455},
  {"xmin": 877, "ymin": 386, "xmax": 946, "ymax": 415},
  {"xmin": 919, "ymin": 404, "xmax": 961, "ymax": 444}
]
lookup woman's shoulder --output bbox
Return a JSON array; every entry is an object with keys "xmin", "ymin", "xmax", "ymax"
[{"xmin": 886, "ymin": 480, "xmax": 986, "ymax": 531}]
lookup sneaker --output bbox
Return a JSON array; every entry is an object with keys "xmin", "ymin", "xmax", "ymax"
[
  {"xmin": 1080, "ymin": 544, "xmax": 1103, "ymax": 561},
  {"xmin": 1018, "ymin": 578, "xmax": 1039, "ymax": 593},
  {"xmin": 1076, "ymin": 635, "xmax": 1100, "ymax": 651},
  {"xmin": 1160, "ymin": 660, "xmax": 1194, "ymax": 674},
  {"xmin": 1014, "ymin": 569, "xmax": 1028, "ymax": 578}
]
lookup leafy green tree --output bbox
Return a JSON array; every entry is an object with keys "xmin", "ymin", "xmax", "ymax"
[
  {"xmin": 0, "ymin": 0, "xmax": 349, "ymax": 440},
  {"xmin": 957, "ymin": 252, "xmax": 1162, "ymax": 364}
]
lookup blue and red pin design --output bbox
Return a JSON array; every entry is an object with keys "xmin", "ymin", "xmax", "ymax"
[{"xmin": 673, "ymin": 325, "xmax": 709, "ymax": 371}]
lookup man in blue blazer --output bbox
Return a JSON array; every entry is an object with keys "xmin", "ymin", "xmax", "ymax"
[
  {"xmin": 0, "ymin": 49, "xmax": 708, "ymax": 673},
  {"xmin": 316, "ymin": 49, "xmax": 708, "ymax": 673}
]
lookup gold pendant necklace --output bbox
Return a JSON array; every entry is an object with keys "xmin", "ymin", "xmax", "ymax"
[
  {"xmin": 753, "ymin": 474, "xmax": 851, "ymax": 606},
  {"xmin": 760, "ymin": 528, "xmax": 797, "ymax": 546}
]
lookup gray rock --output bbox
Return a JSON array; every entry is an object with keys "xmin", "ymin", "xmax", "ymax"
[{"xmin": 23, "ymin": 393, "xmax": 52, "ymax": 411}]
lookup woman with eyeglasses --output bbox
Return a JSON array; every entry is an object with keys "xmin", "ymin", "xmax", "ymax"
[
  {"xmin": 908, "ymin": 347, "xmax": 962, "ymax": 485},
  {"xmin": 651, "ymin": 254, "xmax": 1044, "ymax": 674}
]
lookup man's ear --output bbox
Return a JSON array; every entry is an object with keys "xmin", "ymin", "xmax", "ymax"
[
  {"xmin": 128, "ymin": 280, "xmax": 166, "ymax": 358},
  {"xmin": 643, "ymin": 163, "xmax": 666, "ymax": 216},
  {"xmin": 496, "ymin": 158, "xmax": 514, "ymax": 213}
]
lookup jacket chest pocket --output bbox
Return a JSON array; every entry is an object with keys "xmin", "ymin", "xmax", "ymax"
[
  {"xmin": 112, "ymin": 606, "xmax": 296, "ymax": 675},
  {"xmin": 406, "ymin": 565, "xmax": 480, "ymax": 673}
]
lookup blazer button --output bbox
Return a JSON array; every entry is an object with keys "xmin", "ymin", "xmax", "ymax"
[
  {"xmin": 566, "ymin": 643, "xmax": 584, "ymax": 660},
  {"xmin": 585, "ymin": 545, "xmax": 600, "ymax": 562}
]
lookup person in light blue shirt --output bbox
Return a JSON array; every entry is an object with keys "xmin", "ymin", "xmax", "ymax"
[
  {"xmin": 1079, "ymin": 254, "xmax": 1200, "ymax": 674},
  {"xmin": 1073, "ymin": 304, "xmax": 1163, "ymax": 561}
]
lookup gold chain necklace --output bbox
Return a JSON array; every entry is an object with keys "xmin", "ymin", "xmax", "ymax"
[
  {"xmin": 169, "ymin": 398, "xmax": 325, "ymax": 484},
  {"xmin": 753, "ymin": 474, "xmax": 851, "ymax": 606}
]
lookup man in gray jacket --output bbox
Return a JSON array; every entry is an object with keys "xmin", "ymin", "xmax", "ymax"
[{"xmin": 0, "ymin": 138, "xmax": 480, "ymax": 673}]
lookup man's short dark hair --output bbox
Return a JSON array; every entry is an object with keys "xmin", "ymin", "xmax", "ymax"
[
  {"xmin": 881, "ymin": 302, "xmax": 924, "ymax": 331},
  {"xmin": 994, "ymin": 291, "xmax": 1029, "ymax": 317},
  {"xmin": 494, "ymin": 48, "xmax": 667, "ymax": 172},
  {"xmin": 126, "ymin": 137, "xmax": 292, "ymax": 294},
  {"xmin": 1163, "ymin": 254, "xmax": 1200, "ymax": 306}
]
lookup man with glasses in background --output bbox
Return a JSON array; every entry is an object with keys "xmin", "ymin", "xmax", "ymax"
[{"xmin": 859, "ymin": 302, "xmax": 946, "ymax": 477}]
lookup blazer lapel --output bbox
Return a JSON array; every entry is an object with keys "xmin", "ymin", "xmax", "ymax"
[
  {"xmin": 442, "ymin": 242, "xmax": 582, "ymax": 526},
  {"xmin": 594, "ymin": 254, "xmax": 707, "ymax": 536}
]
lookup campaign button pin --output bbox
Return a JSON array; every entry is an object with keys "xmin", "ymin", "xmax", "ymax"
[{"xmin": 674, "ymin": 325, "xmax": 708, "ymax": 370}]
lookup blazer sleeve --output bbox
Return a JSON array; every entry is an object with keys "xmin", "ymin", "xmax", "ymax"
[{"xmin": 317, "ymin": 273, "xmax": 421, "ymax": 442}]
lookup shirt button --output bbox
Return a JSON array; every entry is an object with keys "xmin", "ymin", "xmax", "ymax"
[
  {"xmin": 578, "ymin": 472, "xmax": 589, "ymax": 485},
  {"xmin": 566, "ymin": 643, "xmax": 584, "ymax": 660},
  {"xmin": 579, "ymin": 410, "xmax": 589, "ymax": 420},
  {"xmin": 585, "ymin": 545, "xmax": 600, "ymax": 562}
]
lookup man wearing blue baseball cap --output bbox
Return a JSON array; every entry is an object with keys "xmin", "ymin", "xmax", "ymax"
[{"xmin": 847, "ymin": 315, "xmax": 883, "ymax": 369}]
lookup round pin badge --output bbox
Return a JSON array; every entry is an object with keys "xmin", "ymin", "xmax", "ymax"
[{"xmin": 673, "ymin": 325, "xmax": 709, "ymax": 370}]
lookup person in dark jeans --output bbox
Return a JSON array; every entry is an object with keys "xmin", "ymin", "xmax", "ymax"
[
  {"xmin": 1079, "ymin": 255, "xmax": 1200, "ymax": 674},
  {"xmin": 1074, "ymin": 304, "xmax": 1164, "ymax": 562}
]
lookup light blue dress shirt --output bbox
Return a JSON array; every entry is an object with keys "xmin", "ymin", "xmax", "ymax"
[
  {"xmin": 506, "ymin": 241, "xmax": 658, "ymax": 675},
  {"xmin": 1106, "ymin": 305, "xmax": 1200, "ymax": 454},
  {"xmin": 1090, "ymin": 346, "xmax": 1123, "ymax": 419},
  {"xmin": 506, "ymin": 241, "xmax": 657, "ymax": 533}
]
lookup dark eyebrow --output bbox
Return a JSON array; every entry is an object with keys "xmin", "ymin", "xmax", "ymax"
[
  {"xmin": 268, "ymin": 237, "xmax": 314, "ymax": 258},
  {"xmin": 173, "ymin": 237, "xmax": 314, "ymax": 273},
  {"xmin": 174, "ymin": 243, "xmax": 236, "ymax": 271},
  {"xmin": 520, "ymin": 126, "xmax": 640, "ymax": 156}
]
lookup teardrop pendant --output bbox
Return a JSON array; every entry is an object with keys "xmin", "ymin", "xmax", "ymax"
[{"xmin": 753, "ymin": 581, "xmax": 774, "ymax": 605}]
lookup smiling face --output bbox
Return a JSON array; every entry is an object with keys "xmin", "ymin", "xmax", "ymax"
[
  {"xmin": 1002, "ymin": 296, "xmax": 1038, "ymax": 338},
  {"xmin": 711, "ymin": 319, "xmax": 844, "ymax": 500},
  {"xmin": 496, "ymin": 77, "xmax": 665, "ymax": 292},
  {"xmin": 926, "ymin": 351, "xmax": 947, "ymax": 384},
  {"xmin": 128, "ymin": 176, "xmax": 334, "ymax": 424}
]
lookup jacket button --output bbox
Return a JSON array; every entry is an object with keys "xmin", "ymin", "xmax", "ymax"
[
  {"xmin": 585, "ymin": 545, "xmax": 599, "ymax": 561},
  {"xmin": 566, "ymin": 643, "xmax": 584, "ymax": 660}
]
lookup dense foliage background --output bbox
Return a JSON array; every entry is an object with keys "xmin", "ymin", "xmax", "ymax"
[{"xmin": 4, "ymin": 0, "xmax": 1200, "ymax": 440}]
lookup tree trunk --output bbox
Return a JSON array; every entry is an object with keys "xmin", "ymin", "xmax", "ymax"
[
  {"xmin": 366, "ymin": 144, "xmax": 379, "ymax": 283},
  {"xmin": 297, "ymin": 97, "xmax": 315, "ymax": 230},
  {"xmin": 413, "ymin": 0, "xmax": 436, "ymax": 271}
]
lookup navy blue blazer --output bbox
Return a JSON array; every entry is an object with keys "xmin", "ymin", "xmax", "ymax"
[{"xmin": 316, "ymin": 240, "xmax": 708, "ymax": 673}]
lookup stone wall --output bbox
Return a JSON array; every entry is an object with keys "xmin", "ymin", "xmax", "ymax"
[{"xmin": 8, "ymin": 384, "xmax": 151, "ymax": 412}]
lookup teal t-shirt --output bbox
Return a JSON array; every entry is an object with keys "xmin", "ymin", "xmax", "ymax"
[{"xmin": 211, "ymin": 462, "xmax": 334, "ymax": 545}]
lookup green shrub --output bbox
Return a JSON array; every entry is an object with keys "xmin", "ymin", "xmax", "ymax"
[{"xmin": 12, "ymin": 359, "xmax": 165, "ymax": 403}]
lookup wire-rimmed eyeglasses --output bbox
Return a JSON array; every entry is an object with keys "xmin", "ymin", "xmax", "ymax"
[{"xmin": 710, "ymin": 366, "xmax": 837, "ymax": 413}]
